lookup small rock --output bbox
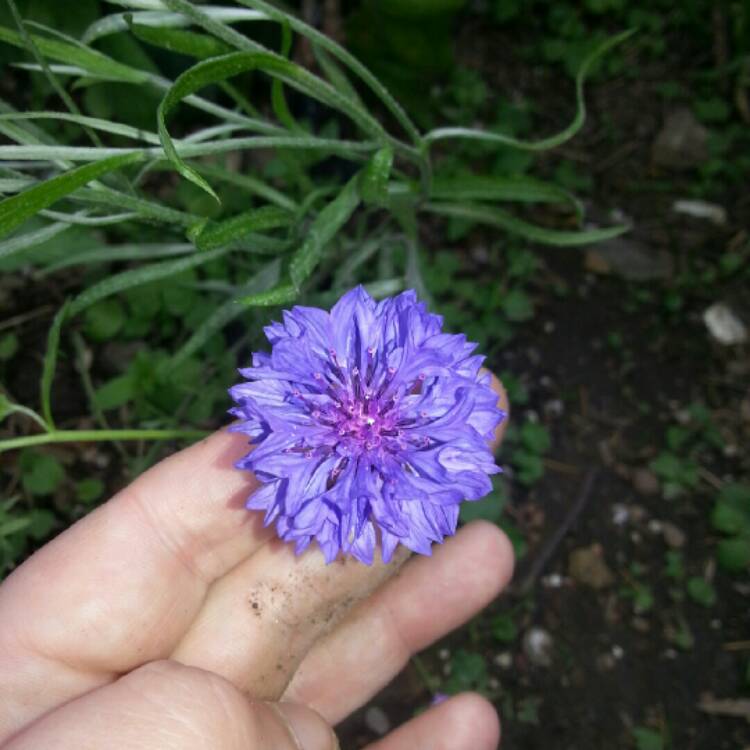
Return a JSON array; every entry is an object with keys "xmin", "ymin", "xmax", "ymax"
[
  {"xmin": 568, "ymin": 544, "xmax": 615, "ymax": 590},
  {"xmin": 494, "ymin": 652, "xmax": 513, "ymax": 669},
  {"xmin": 672, "ymin": 199, "xmax": 727, "ymax": 225},
  {"xmin": 662, "ymin": 521, "xmax": 686, "ymax": 548},
  {"xmin": 611, "ymin": 644, "xmax": 625, "ymax": 660},
  {"xmin": 652, "ymin": 107, "xmax": 710, "ymax": 170},
  {"xmin": 648, "ymin": 519, "xmax": 663, "ymax": 534},
  {"xmin": 585, "ymin": 238, "xmax": 672, "ymax": 281},
  {"xmin": 544, "ymin": 399, "xmax": 564, "ymax": 418},
  {"xmin": 364, "ymin": 706, "xmax": 391, "ymax": 736},
  {"xmin": 704, "ymin": 302, "xmax": 748, "ymax": 345},
  {"xmin": 611, "ymin": 504, "xmax": 630, "ymax": 526},
  {"xmin": 522, "ymin": 627, "xmax": 554, "ymax": 668},
  {"xmin": 542, "ymin": 573, "xmax": 565, "ymax": 588},
  {"xmin": 632, "ymin": 468, "xmax": 660, "ymax": 496}
]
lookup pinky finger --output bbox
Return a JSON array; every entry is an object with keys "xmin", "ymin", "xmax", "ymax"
[{"xmin": 364, "ymin": 693, "xmax": 501, "ymax": 750}]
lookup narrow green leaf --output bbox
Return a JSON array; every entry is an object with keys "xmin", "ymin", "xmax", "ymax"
[
  {"xmin": 83, "ymin": 8, "xmax": 267, "ymax": 44},
  {"xmin": 236, "ymin": 0, "xmax": 421, "ymax": 146},
  {"xmin": 424, "ymin": 202, "xmax": 628, "ymax": 247},
  {"xmin": 289, "ymin": 175, "xmax": 361, "ymax": 288},
  {"xmin": 162, "ymin": 0, "xmax": 266, "ymax": 52},
  {"xmin": 312, "ymin": 44, "xmax": 365, "ymax": 111},
  {"xmin": 0, "ymin": 25, "xmax": 149, "ymax": 84},
  {"xmin": 67, "ymin": 244, "xmax": 235, "ymax": 318},
  {"xmin": 39, "ymin": 243, "xmax": 194, "ymax": 275},
  {"xmin": 430, "ymin": 174, "xmax": 581, "ymax": 210},
  {"xmin": 0, "ymin": 152, "xmax": 143, "ymax": 239},
  {"xmin": 194, "ymin": 206, "xmax": 293, "ymax": 251},
  {"xmin": 0, "ymin": 111, "xmax": 161, "ymax": 144},
  {"xmin": 196, "ymin": 163, "xmax": 297, "ymax": 211},
  {"xmin": 333, "ymin": 236, "xmax": 383, "ymax": 287},
  {"xmin": 240, "ymin": 281, "xmax": 297, "ymax": 307},
  {"xmin": 131, "ymin": 22, "xmax": 233, "ymax": 59},
  {"xmin": 75, "ymin": 185, "xmax": 197, "ymax": 227},
  {"xmin": 0, "ymin": 395, "xmax": 48, "ymax": 430},
  {"xmin": 0, "ymin": 177, "xmax": 35, "ymax": 192},
  {"xmin": 40, "ymin": 300, "xmax": 71, "ymax": 429},
  {"xmin": 157, "ymin": 51, "xmax": 386, "ymax": 198},
  {"xmin": 0, "ymin": 221, "xmax": 70, "ymax": 261},
  {"xmin": 6, "ymin": 0, "xmax": 105, "ymax": 152},
  {"xmin": 424, "ymin": 30, "xmax": 636, "ymax": 151},
  {"xmin": 168, "ymin": 259, "xmax": 281, "ymax": 370},
  {"xmin": 360, "ymin": 146, "xmax": 394, "ymax": 207},
  {"xmin": 271, "ymin": 19, "xmax": 299, "ymax": 133},
  {"xmin": 41, "ymin": 209, "xmax": 138, "ymax": 226}
]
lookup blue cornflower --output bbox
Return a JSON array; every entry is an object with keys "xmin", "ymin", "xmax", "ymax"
[{"xmin": 229, "ymin": 286, "xmax": 504, "ymax": 564}]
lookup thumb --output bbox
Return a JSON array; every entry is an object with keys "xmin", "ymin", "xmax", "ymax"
[{"xmin": 4, "ymin": 660, "xmax": 338, "ymax": 750}]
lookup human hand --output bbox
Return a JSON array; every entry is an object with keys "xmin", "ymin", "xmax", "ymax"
[{"xmin": 0, "ymin": 377, "xmax": 512, "ymax": 749}]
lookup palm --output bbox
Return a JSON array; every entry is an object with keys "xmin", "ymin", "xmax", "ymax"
[{"xmin": 0, "ymin": 382, "xmax": 511, "ymax": 749}]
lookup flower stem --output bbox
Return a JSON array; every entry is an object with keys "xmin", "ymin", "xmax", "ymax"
[{"xmin": 0, "ymin": 428, "xmax": 209, "ymax": 453}]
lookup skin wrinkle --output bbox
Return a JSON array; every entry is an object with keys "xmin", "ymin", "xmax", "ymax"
[{"xmin": 124, "ymin": 483, "xmax": 212, "ymax": 587}]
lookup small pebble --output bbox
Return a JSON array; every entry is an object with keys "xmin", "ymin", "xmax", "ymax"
[
  {"xmin": 523, "ymin": 627, "xmax": 554, "ymax": 668},
  {"xmin": 633, "ymin": 468, "xmax": 660, "ymax": 496},
  {"xmin": 611, "ymin": 645, "xmax": 624, "ymax": 660},
  {"xmin": 542, "ymin": 573, "xmax": 564, "ymax": 588},
  {"xmin": 494, "ymin": 652, "xmax": 513, "ymax": 669},
  {"xmin": 662, "ymin": 521, "xmax": 686, "ymax": 548},
  {"xmin": 648, "ymin": 519, "xmax": 663, "ymax": 534},
  {"xmin": 612, "ymin": 504, "xmax": 630, "ymax": 526},
  {"xmin": 544, "ymin": 399, "xmax": 564, "ymax": 418}
]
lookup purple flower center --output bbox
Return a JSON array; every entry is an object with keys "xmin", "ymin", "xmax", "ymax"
[{"xmin": 302, "ymin": 348, "xmax": 417, "ymax": 457}]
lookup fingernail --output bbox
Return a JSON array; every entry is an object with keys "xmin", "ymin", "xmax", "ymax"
[{"xmin": 274, "ymin": 702, "xmax": 339, "ymax": 750}]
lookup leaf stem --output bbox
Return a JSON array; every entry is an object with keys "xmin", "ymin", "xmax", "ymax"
[{"xmin": 0, "ymin": 428, "xmax": 209, "ymax": 453}]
